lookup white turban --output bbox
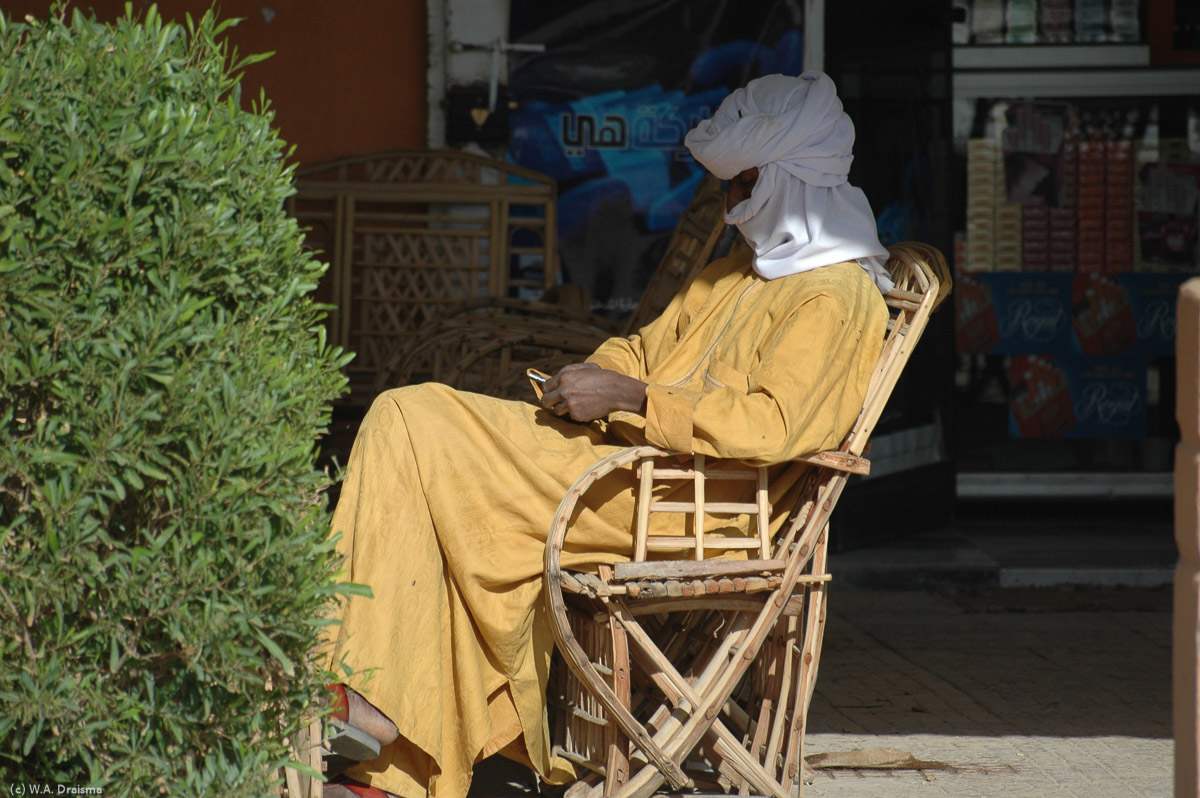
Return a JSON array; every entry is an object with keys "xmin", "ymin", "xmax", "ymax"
[{"xmin": 684, "ymin": 72, "xmax": 893, "ymax": 293}]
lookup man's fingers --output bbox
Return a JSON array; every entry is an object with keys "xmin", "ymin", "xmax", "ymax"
[{"xmin": 539, "ymin": 386, "xmax": 571, "ymax": 417}]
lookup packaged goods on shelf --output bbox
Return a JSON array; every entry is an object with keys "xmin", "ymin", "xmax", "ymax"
[
  {"xmin": 1137, "ymin": 161, "xmax": 1200, "ymax": 270},
  {"xmin": 952, "ymin": 0, "xmax": 972, "ymax": 44},
  {"xmin": 1073, "ymin": 0, "xmax": 1108, "ymax": 42},
  {"xmin": 1001, "ymin": 102, "xmax": 1070, "ymax": 270},
  {"xmin": 1003, "ymin": 102, "xmax": 1069, "ymax": 207},
  {"xmin": 1039, "ymin": 0, "xmax": 1073, "ymax": 42},
  {"xmin": 1105, "ymin": 139, "xmax": 1135, "ymax": 272},
  {"xmin": 996, "ymin": 201, "xmax": 1024, "ymax": 270},
  {"xmin": 1050, "ymin": 137, "xmax": 1079, "ymax": 271},
  {"xmin": 966, "ymin": 138, "xmax": 1001, "ymax": 270},
  {"xmin": 1109, "ymin": 0, "xmax": 1139, "ymax": 42},
  {"xmin": 968, "ymin": 99, "xmax": 1191, "ymax": 275},
  {"xmin": 972, "ymin": 0, "xmax": 1006, "ymax": 43},
  {"xmin": 956, "ymin": 0, "xmax": 1143, "ymax": 46},
  {"xmin": 954, "ymin": 272, "xmax": 1002, "ymax": 354},
  {"xmin": 1006, "ymin": 0, "xmax": 1039, "ymax": 43},
  {"xmin": 1076, "ymin": 138, "xmax": 1107, "ymax": 271},
  {"xmin": 1023, "ymin": 205, "xmax": 1050, "ymax": 270}
]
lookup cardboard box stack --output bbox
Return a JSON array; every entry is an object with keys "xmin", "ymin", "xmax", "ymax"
[
  {"xmin": 965, "ymin": 138, "xmax": 999, "ymax": 271},
  {"xmin": 995, "ymin": 184, "xmax": 1023, "ymax": 271},
  {"xmin": 963, "ymin": 102, "xmax": 1154, "ymax": 275},
  {"xmin": 1105, "ymin": 138, "xmax": 1135, "ymax": 272},
  {"xmin": 1022, "ymin": 205, "xmax": 1049, "ymax": 270},
  {"xmin": 1076, "ymin": 137, "xmax": 1106, "ymax": 272},
  {"xmin": 1049, "ymin": 136, "xmax": 1079, "ymax": 271}
]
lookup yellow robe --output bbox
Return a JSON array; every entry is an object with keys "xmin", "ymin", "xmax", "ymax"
[{"xmin": 325, "ymin": 251, "xmax": 887, "ymax": 796}]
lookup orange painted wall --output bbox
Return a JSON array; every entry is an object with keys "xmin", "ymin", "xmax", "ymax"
[{"xmin": 2, "ymin": 1, "xmax": 428, "ymax": 166}]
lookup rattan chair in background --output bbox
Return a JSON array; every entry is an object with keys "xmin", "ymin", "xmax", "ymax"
[
  {"xmin": 543, "ymin": 242, "xmax": 951, "ymax": 797},
  {"xmin": 371, "ymin": 175, "xmax": 731, "ymax": 400},
  {"xmin": 287, "ymin": 149, "xmax": 560, "ymax": 405}
]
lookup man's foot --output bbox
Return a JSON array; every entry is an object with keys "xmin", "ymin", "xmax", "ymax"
[
  {"xmin": 328, "ymin": 684, "xmax": 400, "ymax": 746},
  {"xmin": 325, "ymin": 684, "xmax": 400, "ymax": 775},
  {"xmin": 325, "ymin": 720, "xmax": 381, "ymax": 765}
]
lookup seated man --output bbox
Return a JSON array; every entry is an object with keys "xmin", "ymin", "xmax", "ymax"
[{"xmin": 323, "ymin": 71, "xmax": 892, "ymax": 798}]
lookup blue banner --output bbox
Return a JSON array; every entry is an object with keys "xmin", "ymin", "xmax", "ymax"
[
  {"xmin": 1008, "ymin": 354, "xmax": 1146, "ymax": 439},
  {"xmin": 507, "ymin": 0, "xmax": 805, "ymax": 316},
  {"xmin": 957, "ymin": 270, "xmax": 1193, "ymax": 356}
]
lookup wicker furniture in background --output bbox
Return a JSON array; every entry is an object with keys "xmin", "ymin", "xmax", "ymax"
[
  {"xmin": 371, "ymin": 174, "xmax": 731, "ymax": 400},
  {"xmin": 288, "ymin": 149, "xmax": 559, "ymax": 404}
]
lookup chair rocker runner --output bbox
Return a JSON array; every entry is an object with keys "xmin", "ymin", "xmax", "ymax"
[{"xmin": 543, "ymin": 242, "xmax": 951, "ymax": 797}]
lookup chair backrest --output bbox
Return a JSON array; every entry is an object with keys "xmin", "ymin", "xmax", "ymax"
[
  {"xmin": 843, "ymin": 241, "xmax": 951, "ymax": 456},
  {"xmin": 622, "ymin": 241, "xmax": 951, "ymax": 566},
  {"xmin": 762, "ymin": 241, "xmax": 950, "ymax": 564}
]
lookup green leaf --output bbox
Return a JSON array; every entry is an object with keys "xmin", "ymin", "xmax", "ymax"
[{"xmin": 254, "ymin": 630, "xmax": 294, "ymax": 676}]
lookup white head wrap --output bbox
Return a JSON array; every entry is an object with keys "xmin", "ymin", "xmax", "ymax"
[{"xmin": 684, "ymin": 72, "xmax": 893, "ymax": 293}]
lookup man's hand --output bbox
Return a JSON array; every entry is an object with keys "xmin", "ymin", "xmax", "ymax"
[{"xmin": 540, "ymin": 363, "xmax": 648, "ymax": 422}]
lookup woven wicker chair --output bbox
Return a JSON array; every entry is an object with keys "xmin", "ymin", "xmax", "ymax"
[
  {"xmin": 543, "ymin": 242, "xmax": 951, "ymax": 797},
  {"xmin": 371, "ymin": 175, "xmax": 731, "ymax": 400},
  {"xmin": 287, "ymin": 149, "xmax": 560, "ymax": 405}
]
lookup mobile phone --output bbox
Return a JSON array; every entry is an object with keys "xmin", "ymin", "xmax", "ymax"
[{"xmin": 526, "ymin": 368, "xmax": 551, "ymax": 399}]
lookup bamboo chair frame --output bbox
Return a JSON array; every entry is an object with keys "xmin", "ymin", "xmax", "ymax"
[
  {"xmin": 543, "ymin": 242, "xmax": 950, "ymax": 797},
  {"xmin": 281, "ymin": 718, "xmax": 324, "ymax": 797},
  {"xmin": 371, "ymin": 175, "xmax": 730, "ymax": 400}
]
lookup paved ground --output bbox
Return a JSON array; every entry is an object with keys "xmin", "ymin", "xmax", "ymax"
[
  {"xmin": 462, "ymin": 583, "xmax": 1172, "ymax": 797},
  {"xmin": 803, "ymin": 585, "xmax": 1171, "ymax": 798},
  {"xmin": 431, "ymin": 498, "xmax": 1179, "ymax": 796}
]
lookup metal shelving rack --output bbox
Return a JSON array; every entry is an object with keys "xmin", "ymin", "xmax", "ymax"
[
  {"xmin": 953, "ymin": 43, "xmax": 1200, "ymax": 98},
  {"xmin": 952, "ymin": 41, "xmax": 1198, "ymax": 500}
]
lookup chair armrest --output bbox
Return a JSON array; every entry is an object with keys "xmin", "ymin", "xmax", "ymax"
[{"xmin": 795, "ymin": 450, "xmax": 870, "ymax": 475}]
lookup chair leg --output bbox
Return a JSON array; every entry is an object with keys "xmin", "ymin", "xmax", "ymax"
[
  {"xmin": 281, "ymin": 717, "xmax": 325, "ymax": 798},
  {"xmin": 309, "ymin": 718, "xmax": 325, "ymax": 798},
  {"xmin": 751, "ymin": 614, "xmax": 798, "ymax": 788},
  {"xmin": 612, "ymin": 608, "xmax": 790, "ymax": 798},
  {"xmin": 602, "ymin": 567, "xmax": 632, "ymax": 796},
  {"xmin": 782, "ymin": 526, "xmax": 830, "ymax": 791}
]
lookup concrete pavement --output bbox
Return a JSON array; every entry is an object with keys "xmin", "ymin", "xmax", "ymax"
[
  {"xmin": 804, "ymin": 585, "xmax": 1171, "ymax": 798},
  {"xmin": 463, "ymin": 583, "xmax": 1172, "ymax": 797}
]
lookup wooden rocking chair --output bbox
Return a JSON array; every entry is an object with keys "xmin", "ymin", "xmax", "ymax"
[
  {"xmin": 371, "ymin": 174, "xmax": 731, "ymax": 400},
  {"xmin": 543, "ymin": 242, "xmax": 951, "ymax": 797}
]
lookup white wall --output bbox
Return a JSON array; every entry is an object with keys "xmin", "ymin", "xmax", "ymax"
[{"xmin": 426, "ymin": 0, "xmax": 511, "ymax": 147}]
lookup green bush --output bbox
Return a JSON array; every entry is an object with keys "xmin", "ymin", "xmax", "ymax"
[{"xmin": 0, "ymin": 5, "xmax": 352, "ymax": 794}]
